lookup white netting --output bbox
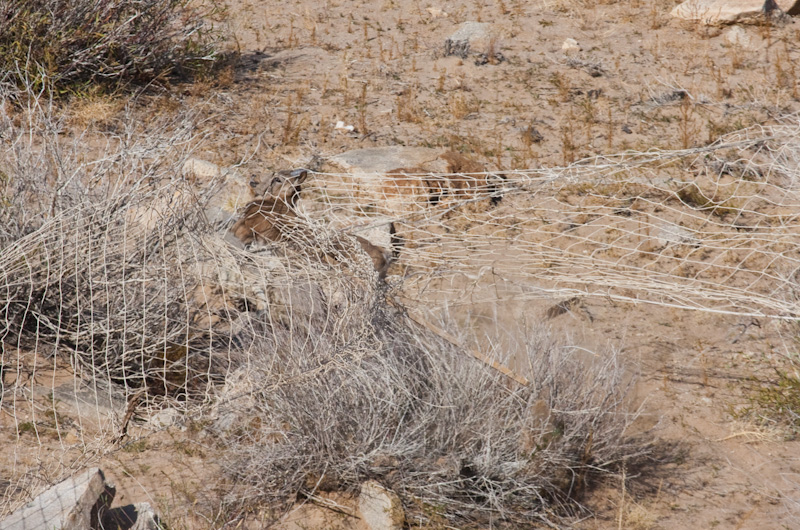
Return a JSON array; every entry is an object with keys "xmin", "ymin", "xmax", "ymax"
[{"xmin": 1, "ymin": 96, "xmax": 798, "ymax": 524}]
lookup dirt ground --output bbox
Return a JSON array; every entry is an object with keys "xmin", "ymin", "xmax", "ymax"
[{"xmin": 4, "ymin": 0, "xmax": 800, "ymax": 528}]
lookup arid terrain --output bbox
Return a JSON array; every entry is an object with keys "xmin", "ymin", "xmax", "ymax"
[{"xmin": 3, "ymin": 0, "xmax": 800, "ymax": 528}]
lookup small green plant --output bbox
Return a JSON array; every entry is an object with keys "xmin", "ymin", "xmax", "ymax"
[
  {"xmin": 123, "ymin": 439, "xmax": 149, "ymax": 453},
  {"xmin": 16, "ymin": 421, "xmax": 36, "ymax": 435},
  {"xmin": 748, "ymin": 371, "xmax": 800, "ymax": 429}
]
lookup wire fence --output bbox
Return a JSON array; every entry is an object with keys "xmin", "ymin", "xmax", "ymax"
[{"xmin": 1, "ymin": 97, "xmax": 799, "ymax": 524}]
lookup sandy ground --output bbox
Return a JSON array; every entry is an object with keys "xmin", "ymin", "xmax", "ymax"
[{"xmin": 3, "ymin": 0, "xmax": 800, "ymax": 528}]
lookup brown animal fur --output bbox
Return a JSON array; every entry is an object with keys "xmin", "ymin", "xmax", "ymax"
[
  {"xmin": 231, "ymin": 168, "xmax": 394, "ymax": 279},
  {"xmin": 231, "ymin": 169, "xmax": 307, "ymax": 245},
  {"xmin": 352, "ymin": 235, "xmax": 392, "ymax": 280}
]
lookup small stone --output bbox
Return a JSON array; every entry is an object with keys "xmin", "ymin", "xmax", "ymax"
[
  {"xmin": 182, "ymin": 158, "xmax": 221, "ymax": 181},
  {"xmin": 657, "ymin": 223, "xmax": 696, "ymax": 247},
  {"xmin": 426, "ymin": 7, "xmax": 448, "ymax": 18},
  {"xmin": 358, "ymin": 480, "xmax": 404, "ymax": 530},
  {"xmin": 561, "ymin": 38, "xmax": 581, "ymax": 55},
  {"xmin": 724, "ymin": 26, "xmax": 752, "ymax": 48},
  {"xmin": 143, "ymin": 407, "xmax": 183, "ymax": 430},
  {"xmin": 334, "ymin": 120, "xmax": 355, "ymax": 132}
]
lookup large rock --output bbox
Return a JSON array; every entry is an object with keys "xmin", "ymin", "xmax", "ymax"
[
  {"xmin": 445, "ymin": 21, "xmax": 491, "ymax": 58},
  {"xmin": 0, "ymin": 468, "xmax": 114, "ymax": 530},
  {"xmin": 671, "ymin": 0, "xmax": 799, "ymax": 25},
  {"xmin": 724, "ymin": 26, "xmax": 753, "ymax": 48},
  {"xmin": 328, "ymin": 146, "xmax": 442, "ymax": 174},
  {"xmin": 0, "ymin": 469, "xmax": 163, "ymax": 530},
  {"xmin": 444, "ymin": 22, "xmax": 502, "ymax": 61},
  {"xmin": 358, "ymin": 480, "xmax": 404, "ymax": 530}
]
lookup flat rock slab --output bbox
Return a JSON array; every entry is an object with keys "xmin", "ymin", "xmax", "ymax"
[
  {"xmin": 1, "ymin": 468, "xmax": 113, "ymax": 530},
  {"xmin": 327, "ymin": 146, "xmax": 443, "ymax": 174},
  {"xmin": 358, "ymin": 480, "xmax": 404, "ymax": 530},
  {"xmin": 671, "ymin": 0, "xmax": 800, "ymax": 24}
]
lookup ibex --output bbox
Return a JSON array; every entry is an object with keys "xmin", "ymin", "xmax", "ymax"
[
  {"xmin": 231, "ymin": 169, "xmax": 308, "ymax": 245},
  {"xmin": 231, "ymin": 169, "xmax": 395, "ymax": 280}
]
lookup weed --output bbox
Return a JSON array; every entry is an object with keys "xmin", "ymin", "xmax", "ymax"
[
  {"xmin": 123, "ymin": 439, "xmax": 149, "ymax": 453},
  {"xmin": 746, "ymin": 371, "xmax": 800, "ymax": 430},
  {"xmin": 550, "ymin": 72, "xmax": 571, "ymax": 103},
  {"xmin": 357, "ymin": 82, "xmax": 368, "ymax": 134},
  {"xmin": 282, "ymin": 93, "xmax": 308, "ymax": 145},
  {"xmin": 448, "ymin": 93, "xmax": 480, "ymax": 119},
  {"xmin": 678, "ymin": 97, "xmax": 697, "ymax": 149},
  {"xmin": 561, "ymin": 106, "xmax": 577, "ymax": 165},
  {"xmin": 16, "ymin": 421, "xmax": 36, "ymax": 436},
  {"xmin": 396, "ymin": 87, "xmax": 422, "ymax": 123}
]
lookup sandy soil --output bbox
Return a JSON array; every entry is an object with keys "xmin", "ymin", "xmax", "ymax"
[{"xmin": 3, "ymin": 0, "xmax": 800, "ymax": 528}]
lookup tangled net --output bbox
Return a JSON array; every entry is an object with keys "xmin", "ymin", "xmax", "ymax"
[{"xmin": 1, "ymin": 96, "xmax": 798, "ymax": 525}]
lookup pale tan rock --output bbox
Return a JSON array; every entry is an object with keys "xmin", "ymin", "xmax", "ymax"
[
  {"xmin": 671, "ymin": 0, "xmax": 799, "ymax": 25},
  {"xmin": 561, "ymin": 38, "xmax": 581, "ymax": 55},
  {"xmin": 358, "ymin": 480, "xmax": 404, "ymax": 530},
  {"xmin": 314, "ymin": 146, "xmax": 443, "ymax": 216},
  {"xmin": 182, "ymin": 157, "xmax": 222, "ymax": 181},
  {"xmin": 444, "ymin": 22, "xmax": 499, "ymax": 59},
  {"xmin": 101, "ymin": 502, "xmax": 162, "ymax": 530},
  {"xmin": 724, "ymin": 26, "xmax": 753, "ymax": 48},
  {"xmin": 328, "ymin": 146, "xmax": 442, "ymax": 175}
]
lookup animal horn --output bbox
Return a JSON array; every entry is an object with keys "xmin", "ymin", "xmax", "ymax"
[{"xmin": 288, "ymin": 169, "xmax": 308, "ymax": 181}]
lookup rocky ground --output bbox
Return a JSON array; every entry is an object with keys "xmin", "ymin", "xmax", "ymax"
[{"xmin": 3, "ymin": 0, "xmax": 800, "ymax": 528}]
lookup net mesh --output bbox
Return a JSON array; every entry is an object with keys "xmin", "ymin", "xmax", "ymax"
[{"xmin": 1, "ymin": 105, "xmax": 799, "ymax": 519}]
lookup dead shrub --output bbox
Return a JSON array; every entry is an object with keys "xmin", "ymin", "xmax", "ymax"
[{"xmin": 214, "ymin": 313, "xmax": 642, "ymax": 527}]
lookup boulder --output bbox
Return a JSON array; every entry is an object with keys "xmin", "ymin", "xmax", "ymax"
[
  {"xmin": 0, "ymin": 468, "xmax": 114, "ymax": 530},
  {"xmin": 310, "ymin": 147, "xmax": 444, "ymax": 217},
  {"xmin": 182, "ymin": 158, "xmax": 223, "ymax": 181},
  {"xmin": 444, "ymin": 22, "xmax": 499, "ymax": 59},
  {"xmin": 0, "ymin": 469, "xmax": 162, "ymax": 530},
  {"xmin": 358, "ymin": 480, "xmax": 404, "ymax": 530},
  {"xmin": 785, "ymin": 0, "xmax": 800, "ymax": 14},
  {"xmin": 671, "ymin": 0, "xmax": 799, "ymax": 25}
]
